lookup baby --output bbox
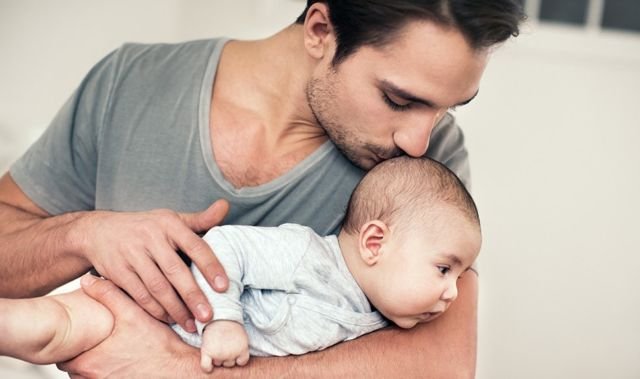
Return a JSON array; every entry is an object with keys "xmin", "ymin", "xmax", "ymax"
[{"xmin": 0, "ymin": 156, "xmax": 481, "ymax": 371}]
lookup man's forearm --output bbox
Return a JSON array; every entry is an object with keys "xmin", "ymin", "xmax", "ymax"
[
  {"xmin": 0, "ymin": 202, "xmax": 91, "ymax": 297},
  {"xmin": 186, "ymin": 272, "xmax": 478, "ymax": 379}
]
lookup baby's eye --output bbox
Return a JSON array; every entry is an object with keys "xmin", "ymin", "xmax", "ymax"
[{"xmin": 437, "ymin": 266, "xmax": 450, "ymax": 275}]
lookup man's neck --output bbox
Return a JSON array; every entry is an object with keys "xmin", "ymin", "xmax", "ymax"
[{"xmin": 209, "ymin": 25, "xmax": 328, "ymax": 188}]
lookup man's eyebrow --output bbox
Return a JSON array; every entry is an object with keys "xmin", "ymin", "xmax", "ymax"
[{"xmin": 380, "ymin": 79, "xmax": 479, "ymax": 108}]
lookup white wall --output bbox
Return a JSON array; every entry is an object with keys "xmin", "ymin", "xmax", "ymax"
[
  {"xmin": 1, "ymin": 1, "xmax": 639, "ymax": 378},
  {"xmin": 455, "ymin": 23, "xmax": 640, "ymax": 379}
]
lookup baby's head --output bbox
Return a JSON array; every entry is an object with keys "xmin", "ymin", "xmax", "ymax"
[{"xmin": 338, "ymin": 156, "xmax": 481, "ymax": 328}]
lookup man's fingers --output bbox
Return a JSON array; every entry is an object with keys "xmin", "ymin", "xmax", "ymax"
[
  {"xmin": 179, "ymin": 200, "xmax": 229, "ymax": 232},
  {"xmin": 176, "ymin": 201, "xmax": 230, "ymax": 294},
  {"xmin": 80, "ymin": 274, "xmax": 140, "ymax": 319},
  {"xmin": 56, "ymin": 361, "xmax": 89, "ymax": 379},
  {"xmin": 56, "ymin": 360, "xmax": 90, "ymax": 379},
  {"xmin": 56, "ymin": 361, "xmax": 72, "ymax": 374},
  {"xmin": 173, "ymin": 223, "xmax": 229, "ymax": 294},
  {"xmin": 112, "ymin": 268, "xmax": 169, "ymax": 323},
  {"xmin": 132, "ymin": 250, "xmax": 194, "ymax": 329},
  {"xmin": 153, "ymin": 245, "xmax": 212, "ymax": 324}
]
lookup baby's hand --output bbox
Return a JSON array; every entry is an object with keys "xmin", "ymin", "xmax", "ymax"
[{"xmin": 200, "ymin": 320, "xmax": 250, "ymax": 372}]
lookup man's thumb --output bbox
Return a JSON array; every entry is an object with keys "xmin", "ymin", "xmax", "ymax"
[
  {"xmin": 80, "ymin": 273, "xmax": 131, "ymax": 315},
  {"xmin": 180, "ymin": 199, "xmax": 229, "ymax": 232}
]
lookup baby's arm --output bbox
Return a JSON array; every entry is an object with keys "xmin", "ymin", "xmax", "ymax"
[
  {"xmin": 193, "ymin": 227, "xmax": 264, "ymax": 372},
  {"xmin": 0, "ymin": 288, "xmax": 113, "ymax": 364},
  {"xmin": 194, "ymin": 226, "xmax": 307, "ymax": 371},
  {"xmin": 191, "ymin": 251, "xmax": 249, "ymax": 372},
  {"xmin": 200, "ymin": 320, "xmax": 250, "ymax": 372}
]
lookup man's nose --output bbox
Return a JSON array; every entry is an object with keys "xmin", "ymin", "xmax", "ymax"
[{"xmin": 394, "ymin": 110, "xmax": 442, "ymax": 157}]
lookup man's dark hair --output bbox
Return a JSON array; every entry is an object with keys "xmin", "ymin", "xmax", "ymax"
[{"xmin": 295, "ymin": 0, "xmax": 526, "ymax": 65}]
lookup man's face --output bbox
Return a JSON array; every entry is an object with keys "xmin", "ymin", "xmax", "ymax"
[{"xmin": 307, "ymin": 20, "xmax": 489, "ymax": 170}]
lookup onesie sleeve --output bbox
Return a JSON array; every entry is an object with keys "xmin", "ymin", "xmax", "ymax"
[
  {"xmin": 9, "ymin": 49, "xmax": 119, "ymax": 215},
  {"xmin": 192, "ymin": 228, "xmax": 246, "ymax": 330},
  {"xmin": 193, "ymin": 225, "xmax": 310, "ymax": 334},
  {"xmin": 426, "ymin": 112, "xmax": 472, "ymax": 191}
]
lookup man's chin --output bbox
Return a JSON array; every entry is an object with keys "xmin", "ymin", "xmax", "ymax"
[
  {"xmin": 332, "ymin": 144, "xmax": 384, "ymax": 170},
  {"xmin": 350, "ymin": 157, "xmax": 377, "ymax": 171},
  {"xmin": 337, "ymin": 150, "xmax": 376, "ymax": 170}
]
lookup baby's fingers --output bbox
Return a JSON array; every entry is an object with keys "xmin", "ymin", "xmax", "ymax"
[
  {"xmin": 200, "ymin": 354, "xmax": 214, "ymax": 373},
  {"xmin": 236, "ymin": 351, "xmax": 250, "ymax": 366},
  {"xmin": 222, "ymin": 359, "xmax": 236, "ymax": 368}
]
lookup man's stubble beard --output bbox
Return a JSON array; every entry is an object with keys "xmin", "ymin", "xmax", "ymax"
[{"xmin": 305, "ymin": 72, "xmax": 398, "ymax": 171}]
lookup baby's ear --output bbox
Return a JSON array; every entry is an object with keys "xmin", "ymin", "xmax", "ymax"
[{"xmin": 358, "ymin": 220, "xmax": 389, "ymax": 266}]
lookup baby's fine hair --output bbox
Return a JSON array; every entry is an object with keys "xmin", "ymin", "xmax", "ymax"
[{"xmin": 341, "ymin": 156, "xmax": 480, "ymax": 234}]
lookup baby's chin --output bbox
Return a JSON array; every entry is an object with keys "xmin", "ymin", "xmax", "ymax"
[
  {"xmin": 390, "ymin": 318, "xmax": 420, "ymax": 329},
  {"xmin": 391, "ymin": 312, "xmax": 444, "ymax": 329}
]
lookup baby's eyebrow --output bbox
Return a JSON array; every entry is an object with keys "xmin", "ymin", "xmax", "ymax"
[{"xmin": 441, "ymin": 253, "xmax": 463, "ymax": 267}]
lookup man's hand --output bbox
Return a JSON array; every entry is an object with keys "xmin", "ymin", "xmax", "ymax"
[
  {"xmin": 200, "ymin": 320, "xmax": 250, "ymax": 373},
  {"xmin": 78, "ymin": 200, "xmax": 229, "ymax": 332},
  {"xmin": 57, "ymin": 274, "xmax": 203, "ymax": 379}
]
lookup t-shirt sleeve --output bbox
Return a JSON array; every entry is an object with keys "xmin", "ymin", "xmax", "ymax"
[
  {"xmin": 9, "ymin": 49, "xmax": 119, "ymax": 215},
  {"xmin": 426, "ymin": 112, "xmax": 472, "ymax": 191}
]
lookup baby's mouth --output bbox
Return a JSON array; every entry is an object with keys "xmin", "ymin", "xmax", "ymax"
[{"xmin": 422, "ymin": 312, "xmax": 442, "ymax": 322}]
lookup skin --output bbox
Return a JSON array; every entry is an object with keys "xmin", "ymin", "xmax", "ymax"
[
  {"xmin": 0, "ymin": 172, "xmax": 229, "ymax": 333},
  {"xmin": 200, "ymin": 320, "xmax": 250, "ymax": 372},
  {"xmin": 339, "ymin": 212, "xmax": 481, "ymax": 329},
  {"xmin": 1, "ymin": 2, "xmax": 489, "ymax": 377},
  {"xmin": 0, "ymin": 197, "xmax": 478, "ymax": 374},
  {"xmin": 306, "ymin": 16, "xmax": 486, "ymax": 169},
  {"xmin": 0, "ymin": 289, "xmax": 113, "ymax": 365},
  {"xmin": 197, "ymin": 209, "xmax": 481, "ymax": 372},
  {"xmin": 60, "ymin": 270, "xmax": 478, "ymax": 378}
]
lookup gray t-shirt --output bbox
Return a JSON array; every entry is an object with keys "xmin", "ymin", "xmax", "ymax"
[
  {"xmin": 10, "ymin": 38, "xmax": 470, "ymax": 236},
  {"xmin": 173, "ymin": 224, "xmax": 388, "ymax": 356}
]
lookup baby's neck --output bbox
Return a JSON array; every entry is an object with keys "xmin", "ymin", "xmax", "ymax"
[{"xmin": 337, "ymin": 231, "xmax": 365, "ymax": 288}]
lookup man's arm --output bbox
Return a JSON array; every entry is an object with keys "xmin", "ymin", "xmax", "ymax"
[
  {"xmin": 60, "ymin": 271, "xmax": 477, "ymax": 379},
  {"xmin": 269, "ymin": 271, "xmax": 478, "ymax": 379},
  {"xmin": 0, "ymin": 172, "xmax": 90, "ymax": 297},
  {"xmin": 0, "ymin": 172, "xmax": 229, "ymax": 332}
]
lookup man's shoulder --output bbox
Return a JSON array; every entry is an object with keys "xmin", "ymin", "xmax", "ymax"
[
  {"xmin": 112, "ymin": 38, "xmax": 224, "ymax": 68},
  {"xmin": 425, "ymin": 111, "xmax": 471, "ymax": 189},
  {"xmin": 117, "ymin": 38, "xmax": 223, "ymax": 55}
]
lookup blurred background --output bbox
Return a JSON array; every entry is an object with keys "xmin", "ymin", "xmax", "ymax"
[{"xmin": 1, "ymin": 0, "xmax": 639, "ymax": 378}]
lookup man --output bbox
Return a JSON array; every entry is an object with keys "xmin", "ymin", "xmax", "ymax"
[{"xmin": 0, "ymin": 1, "xmax": 524, "ymax": 377}]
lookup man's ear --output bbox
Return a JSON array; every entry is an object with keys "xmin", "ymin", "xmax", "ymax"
[
  {"xmin": 358, "ymin": 220, "xmax": 389, "ymax": 266},
  {"xmin": 303, "ymin": 2, "xmax": 334, "ymax": 60}
]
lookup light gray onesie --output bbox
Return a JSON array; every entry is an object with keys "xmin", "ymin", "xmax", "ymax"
[{"xmin": 172, "ymin": 224, "xmax": 388, "ymax": 356}]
